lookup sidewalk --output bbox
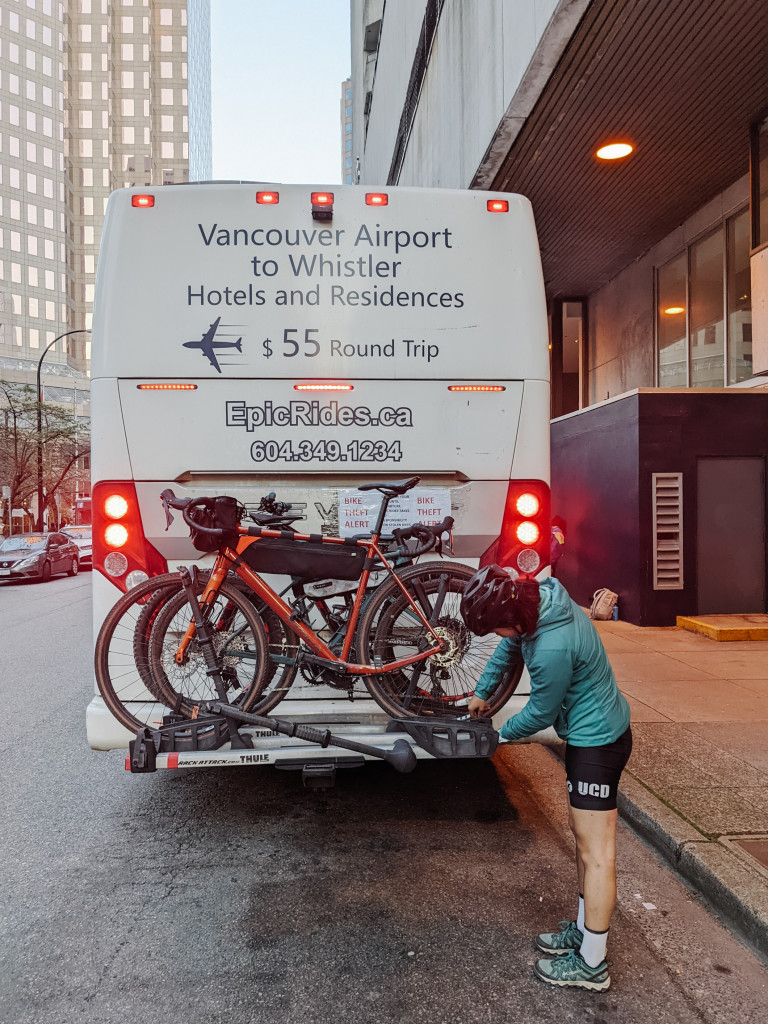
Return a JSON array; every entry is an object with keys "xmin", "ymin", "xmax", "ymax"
[{"xmin": 589, "ymin": 617, "xmax": 768, "ymax": 956}]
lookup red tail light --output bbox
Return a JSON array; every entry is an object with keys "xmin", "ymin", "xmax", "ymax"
[
  {"xmin": 93, "ymin": 480, "xmax": 167, "ymax": 592},
  {"xmin": 365, "ymin": 193, "xmax": 388, "ymax": 206},
  {"xmin": 256, "ymin": 191, "xmax": 279, "ymax": 204},
  {"xmin": 131, "ymin": 194, "xmax": 155, "ymax": 208},
  {"xmin": 487, "ymin": 199, "xmax": 509, "ymax": 213},
  {"xmin": 480, "ymin": 480, "xmax": 551, "ymax": 576}
]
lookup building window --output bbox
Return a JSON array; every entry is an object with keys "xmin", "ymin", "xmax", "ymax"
[
  {"xmin": 727, "ymin": 208, "xmax": 752, "ymax": 383},
  {"xmin": 656, "ymin": 208, "xmax": 751, "ymax": 387},
  {"xmin": 751, "ymin": 115, "xmax": 768, "ymax": 250}
]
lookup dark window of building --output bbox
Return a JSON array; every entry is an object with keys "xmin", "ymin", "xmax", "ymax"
[
  {"xmin": 657, "ymin": 253, "xmax": 687, "ymax": 387},
  {"xmin": 690, "ymin": 228, "xmax": 724, "ymax": 387},
  {"xmin": 727, "ymin": 208, "xmax": 752, "ymax": 383},
  {"xmin": 657, "ymin": 209, "xmax": 750, "ymax": 388},
  {"xmin": 750, "ymin": 115, "xmax": 768, "ymax": 249}
]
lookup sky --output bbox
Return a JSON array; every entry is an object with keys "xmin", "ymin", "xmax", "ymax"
[{"xmin": 210, "ymin": 0, "xmax": 352, "ymax": 185}]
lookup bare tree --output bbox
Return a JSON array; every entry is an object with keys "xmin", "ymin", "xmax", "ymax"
[{"xmin": 0, "ymin": 380, "xmax": 90, "ymax": 533}]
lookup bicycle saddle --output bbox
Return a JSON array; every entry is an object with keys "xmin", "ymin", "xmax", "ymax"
[{"xmin": 358, "ymin": 475, "xmax": 421, "ymax": 495}]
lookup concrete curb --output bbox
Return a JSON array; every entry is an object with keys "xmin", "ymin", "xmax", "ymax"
[{"xmin": 618, "ymin": 773, "xmax": 768, "ymax": 959}]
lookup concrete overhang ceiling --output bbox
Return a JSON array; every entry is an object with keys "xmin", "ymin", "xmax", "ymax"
[{"xmin": 490, "ymin": 0, "xmax": 768, "ymax": 299}]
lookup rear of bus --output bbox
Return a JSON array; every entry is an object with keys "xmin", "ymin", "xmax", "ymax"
[{"xmin": 87, "ymin": 183, "xmax": 550, "ymax": 751}]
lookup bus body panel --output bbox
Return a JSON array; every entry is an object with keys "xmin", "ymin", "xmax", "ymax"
[{"xmin": 92, "ymin": 184, "xmax": 549, "ymax": 384}]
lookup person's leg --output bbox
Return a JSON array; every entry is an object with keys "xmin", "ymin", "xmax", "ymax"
[
  {"xmin": 569, "ymin": 804, "xmax": 586, "ymax": 932},
  {"xmin": 569, "ymin": 806, "xmax": 617, "ymax": 933}
]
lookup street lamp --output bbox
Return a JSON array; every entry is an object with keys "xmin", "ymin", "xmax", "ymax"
[{"xmin": 37, "ymin": 329, "xmax": 90, "ymax": 532}]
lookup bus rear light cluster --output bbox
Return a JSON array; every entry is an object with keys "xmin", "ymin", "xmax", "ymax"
[
  {"xmin": 93, "ymin": 480, "xmax": 167, "ymax": 591},
  {"xmin": 480, "ymin": 480, "xmax": 550, "ymax": 576}
]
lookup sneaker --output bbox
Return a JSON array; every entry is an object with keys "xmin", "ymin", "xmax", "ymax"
[
  {"xmin": 534, "ymin": 949, "xmax": 611, "ymax": 991},
  {"xmin": 535, "ymin": 920, "xmax": 583, "ymax": 955}
]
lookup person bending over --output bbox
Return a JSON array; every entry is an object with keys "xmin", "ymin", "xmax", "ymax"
[{"xmin": 461, "ymin": 566, "xmax": 632, "ymax": 992}]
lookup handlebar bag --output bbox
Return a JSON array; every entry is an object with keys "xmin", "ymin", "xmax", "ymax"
[
  {"xmin": 187, "ymin": 496, "xmax": 240, "ymax": 553},
  {"xmin": 241, "ymin": 536, "xmax": 366, "ymax": 581}
]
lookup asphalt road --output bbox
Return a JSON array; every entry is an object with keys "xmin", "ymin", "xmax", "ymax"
[{"xmin": 2, "ymin": 573, "xmax": 768, "ymax": 1024}]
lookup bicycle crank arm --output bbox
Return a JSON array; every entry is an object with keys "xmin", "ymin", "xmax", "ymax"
[{"xmin": 207, "ymin": 703, "xmax": 417, "ymax": 773}]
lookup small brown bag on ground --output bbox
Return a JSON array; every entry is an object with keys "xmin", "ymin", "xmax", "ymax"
[{"xmin": 590, "ymin": 588, "xmax": 618, "ymax": 620}]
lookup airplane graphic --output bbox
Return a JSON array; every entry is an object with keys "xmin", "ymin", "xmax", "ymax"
[{"xmin": 183, "ymin": 317, "xmax": 243, "ymax": 373}]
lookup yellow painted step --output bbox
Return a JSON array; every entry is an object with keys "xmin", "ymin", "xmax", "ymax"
[{"xmin": 676, "ymin": 614, "xmax": 768, "ymax": 641}]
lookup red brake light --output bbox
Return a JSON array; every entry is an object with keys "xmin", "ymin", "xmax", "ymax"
[
  {"xmin": 294, "ymin": 383, "xmax": 354, "ymax": 391},
  {"xmin": 515, "ymin": 492, "xmax": 540, "ymax": 517},
  {"xmin": 131, "ymin": 194, "xmax": 155, "ymax": 208},
  {"xmin": 311, "ymin": 192, "xmax": 334, "ymax": 206},
  {"xmin": 256, "ymin": 191, "xmax": 279, "ymax": 204},
  {"xmin": 137, "ymin": 383, "xmax": 198, "ymax": 390},
  {"xmin": 105, "ymin": 523, "xmax": 129, "ymax": 548},
  {"xmin": 480, "ymin": 480, "xmax": 550, "ymax": 575},
  {"xmin": 366, "ymin": 193, "xmax": 388, "ymax": 206},
  {"xmin": 487, "ymin": 199, "xmax": 509, "ymax": 213},
  {"xmin": 104, "ymin": 494, "xmax": 129, "ymax": 520},
  {"xmin": 448, "ymin": 385, "xmax": 506, "ymax": 392},
  {"xmin": 92, "ymin": 481, "xmax": 167, "ymax": 591}
]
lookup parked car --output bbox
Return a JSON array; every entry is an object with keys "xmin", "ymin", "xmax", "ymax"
[
  {"xmin": 0, "ymin": 532, "xmax": 80, "ymax": 582},
  {"xmin": 61, "ymin": 525, "xmax": 93, "ymax": 567}
]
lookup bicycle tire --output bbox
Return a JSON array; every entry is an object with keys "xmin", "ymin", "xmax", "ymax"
[
  {"xmin": 357, "ymin": 561, "xmax": 523, "ymax": 719},
  {"xmin": 148, "ymin": 580, "xmax": 278, "ymax": 717},
  {"xmin": 94, "ymin": 573, "xmax": 197, "ymax": 734}
]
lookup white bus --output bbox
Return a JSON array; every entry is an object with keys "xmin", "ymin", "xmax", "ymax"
[{"xmin": 87, "ymin": 182, "xmax": 551, "ymax": 769}]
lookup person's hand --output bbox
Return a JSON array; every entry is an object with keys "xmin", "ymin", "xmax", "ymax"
[{"xmin": 468, "ymin": 694, "xmax": 491, "ymax": 718}]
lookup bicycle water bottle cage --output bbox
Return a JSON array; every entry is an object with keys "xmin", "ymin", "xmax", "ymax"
[{"xmin": 387, "ymin": 717, "xmax": 499, "ymax": 759}]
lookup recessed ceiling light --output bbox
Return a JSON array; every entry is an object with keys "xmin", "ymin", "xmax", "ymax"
[
  {"xmin": 596, "ymin": 142, "xmax": 633, "ymax": 160},
  {"xmin": 664, "ymin": 306, "xmax": 685, "ymax": 315}
]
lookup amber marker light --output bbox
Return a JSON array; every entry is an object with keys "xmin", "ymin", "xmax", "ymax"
[
  {"xmin": 294, "ymin": 383, "xmax": 354, "ymax": 391},
  {"xmin": 596, "ymin": 142, "xmax": 633, "ymax": 160},
  {"xmin": 256, "ymin": 191, "xmax": 279, "ymax": 204},
  {"xmin": 664, "ymin": 306, "xmax": 685, "ymax": 315},
  {"xmin": 137, "ymin": 383, "xmax": 198, "ymax": 390},
  {"xmin": 104, "ymin": 494, "xmax": 129, "ymax": 520},
  {"xmin": 131, "ymin": 194, "xmax": 155, "ymax": 207},
  {"xmin": 447, "ymin": 385, "xmax": 506, "ymax": 392}
]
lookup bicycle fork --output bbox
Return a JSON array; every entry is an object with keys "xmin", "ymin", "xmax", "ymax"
[{"xmin": 177, "ymin": 566, "xmax": 253, "ymax": 749}]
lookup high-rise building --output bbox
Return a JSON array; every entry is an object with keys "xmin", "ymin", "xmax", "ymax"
[
  {"xmin": 0, "ymin": 0, "xmax": 212, "ymax": 386},
  {"xmin": 340, "ymin": 76, "xmax": 352, "ymax": 183}
]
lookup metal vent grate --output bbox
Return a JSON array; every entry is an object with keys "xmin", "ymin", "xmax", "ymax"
[{"xmin": 652, "ymin": 473, "xmax": 683, "ymax": 589}]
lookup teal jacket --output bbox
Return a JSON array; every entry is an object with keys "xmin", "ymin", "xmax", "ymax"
[{"xmin": 475, "ymin": 578, "xmax": 630, "ymax": 746}]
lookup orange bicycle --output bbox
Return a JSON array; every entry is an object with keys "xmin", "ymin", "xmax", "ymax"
[{"xmin": 94, "ymin": 476, "xmax": 522, "ymax": 748}]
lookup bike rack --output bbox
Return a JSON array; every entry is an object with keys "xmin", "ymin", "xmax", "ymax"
[{"xmin": 127, "ymin": 707, "xmax": 499, "ymax": 774}]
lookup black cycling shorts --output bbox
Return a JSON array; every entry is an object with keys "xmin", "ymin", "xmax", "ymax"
[{"xmin": 565, "ymin": 727, "xmax": 633, "ymax": 811}]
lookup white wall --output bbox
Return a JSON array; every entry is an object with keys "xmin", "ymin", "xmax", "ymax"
[{"xmin": 356, "ymin": 0, "xmax": 574, "ymax": 187}]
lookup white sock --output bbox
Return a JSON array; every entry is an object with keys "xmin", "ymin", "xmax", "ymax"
[
  {"xmin": 580, "ymin": 925, "xmax": 608, "ymax": 968},
  {"xmin": 576, "ymin": 894, "xmax": 585, "ymax": 933}
]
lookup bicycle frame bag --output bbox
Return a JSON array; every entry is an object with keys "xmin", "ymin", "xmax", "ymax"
[
  {"xmin": 188, "ymin": 496, "xmax": 240, "ymax": 553},
  {"xmin": 241, "ymin": 535, "xmax": 366, "ymax": 581}
]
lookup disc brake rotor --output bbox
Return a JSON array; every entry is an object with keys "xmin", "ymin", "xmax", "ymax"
[{"xmin": 427, "ymin": 617, "xmax": 472, "ymax": 668}]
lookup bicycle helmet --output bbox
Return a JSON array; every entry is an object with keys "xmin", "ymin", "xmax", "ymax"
[{"xmin": 460, "ymin": 564, "xmax": 518, "ymax": 636}]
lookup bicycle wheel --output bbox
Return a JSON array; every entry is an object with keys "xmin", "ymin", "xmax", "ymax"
[
  {"xmin": 357, "ymin": 561, "xmax": 523, "ymax": 719},
  {"xmin": 133, "ymin": 572, "xmax": 300, "ymax": 713},
  {"xmin": 148, "ymin": 579, "xmax": 278, "ymax": 717},
  {"xmin": 95, "ymin": 573, "xmax": 194, "ymax": 734}
]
